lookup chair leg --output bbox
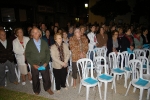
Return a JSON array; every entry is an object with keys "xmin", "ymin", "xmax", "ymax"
[
  {"xmin": 53, "ymin": 79, "xmax": 56, "ymax": 91},
  {"xmin": 133, "ymin": 87, "xmax": 136, "ymax": 93},
  {"xmin": 111, "ymin": 74, "xmax": 116, "ymax": 89},
  {"xmin": 139, "ymin": 88, "xmax": 143, "ymax": 100},
  {"xmin": 98, "ymin": 82, "xmax": 102, "ymax": 99},
  {"xmin": 86, "ymin": 87, "xmax": 90, "ymax": 100},
  {"xmin": 78, "ymin": 83, "xmax": 82, "ymax": 94},
  {"xmin": 147, "ymin": 88, "xmax": 150, "ymax": 100},
  {"xmin": 71, "ymin": 78, "xmax": 73, "ymax": 86},
  {"xmin": 117, "ymin": 75, "xmax": 119, "ymax": 80},
  {"xmin": 5, "ymin": 73, "xmax": 7, "ymax": 87},
  {"xmin": 113, "ymin": 79, "xmax": 116, "ymax": 93},
  {"xmin": 125, "ymin": 82, "xmax": 131, "ymax": 96},
  {"xmin": 124, "ymin": 73, "xmax": 127, "ymax": 88},
  {"xmin": 104, "ymin": 82, "xmax": 108, "ymax": 100},
  {"xmin": 51, "ymin": 75, "xmax": 53, "ymax": 83}
]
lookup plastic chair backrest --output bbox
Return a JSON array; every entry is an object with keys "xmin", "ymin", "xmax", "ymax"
[
  {"xmin": 122, "ymin": 51, "xmax": 135, "ymax": 67},
  {"xmin": 77, "ymin": 58, "xmax": 94, "ymax": 79},
  {"xmin": 133, "ymin": 49, "xmax": 146, "ymax": 58},
  {"xmin": 86, "ymin": 49, "xmax": 95, "ymax": 60},
  {"xmin": 108, "ymin": 52, "xmax": 116, "ymax": 69},
  {"xmin": 137, "ymin": 56, "xmax": 149, "ymax": 74},
  {"xmin": 94, "ymin": 47, "xmax": 107, "ymax": 58},
  {"xmin": 129, "ymin": 59, "xmax": 143, "ymax": 80},
  {"xmin": 143, "ymin": 48, "xmax": 150, "ymax": 59},
  {"xmin": 94, "ymin": 56, "xmax": 108, "ymax": 75},
  {"xmin": 116, "ymin": 52, "xmax": 124, "ymax": 69}
]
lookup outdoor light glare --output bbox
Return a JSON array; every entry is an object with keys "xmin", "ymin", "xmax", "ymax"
[{"xmin": 85, "ymin": 3, "xmax": 88, "ymax": 8}]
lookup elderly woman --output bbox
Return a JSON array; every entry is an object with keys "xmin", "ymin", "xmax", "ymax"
[
  {"xmin": 69, "ymin": 28, "xmax": 88, "ymax": 88},
  {"xmin": 25, "ymin": 28, "xmax": 53, "ymax": 95},
  {"xmin": 51, "ymin": 33, "xmax": 70, "ymax": 92},
  {"xmin": 13, "ymin": 28, "xmax": 32, "ymax": 85}
]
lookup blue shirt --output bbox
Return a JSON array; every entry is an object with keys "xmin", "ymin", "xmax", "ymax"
[{"xmin": 33, "ymin": 39, "xmax": 41, "ymax": 52}]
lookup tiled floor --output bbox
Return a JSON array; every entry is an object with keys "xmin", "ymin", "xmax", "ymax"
[{"xmin": 5, "ymin": 74, "xmax": 148, "ymax": 100}]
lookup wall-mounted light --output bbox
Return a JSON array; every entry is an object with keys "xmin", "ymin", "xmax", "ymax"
[
  {"xmin": 85, "ymin": 3, "xmax": 88, "ymax": 8},
  {"xmin": 75, "ymin": 18, "xmax": 79, "ymax": 22}
]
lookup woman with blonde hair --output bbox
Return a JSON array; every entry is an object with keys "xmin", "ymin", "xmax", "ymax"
[
  {"xmin": 51, "ymin": 33, "xmax": 70, "ymax": 92},
  {"xmin": 13, "ymin": 28, "xmax": 32, "ymax": 85}
]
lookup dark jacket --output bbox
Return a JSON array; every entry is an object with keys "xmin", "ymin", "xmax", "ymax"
[
  {"xmin": 107, "ymin": 37, "xmax": 119, "ymax": 56},
  {"xmin": 0, "ymin": 39, "xmax": 14, "ymax": 63},
  {"xmin": 25, "ymin": 39, "xmax": 50, "ymax": 67},
  {"xmin": 121, "ymin": 35, "xmax": 135, "ymax": 52},
  {"xmin": 141, "ymin": 34, "xmax": 149, "ymax": 44},
  {"xmin": 42, "ymin": 36, "xmax": 54, "ymax": 46}
]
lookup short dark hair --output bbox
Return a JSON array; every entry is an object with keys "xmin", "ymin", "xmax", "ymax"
[
  {"xmin": 112, "ymin": 30, "xmax": 119, "ymax": 36},
  {"xmin": 135, "ymin": 29, "xmax": 142, "ymax": 35}
]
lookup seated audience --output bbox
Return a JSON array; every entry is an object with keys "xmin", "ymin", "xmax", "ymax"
[
  {"xmin": 107, "ymin": 30, "xmax": 119, "ymax": 56},
  {"xmin": 141, "ymin": 28, "xmax": 149, "ymax": 44},
  {"xmin": 121, "ymin": 27, "xmax": 134, "ymax": 52},
  {"xmin": 96, "ymin": 27, "xmax": 108, "ymax": 47},
  {"xmin": 134, "ymin": 29, "xmax": 143, "ymax": 49},
  {"xmin": 42, "ymin": 29, "xmax": 54, "ymax": 47}
]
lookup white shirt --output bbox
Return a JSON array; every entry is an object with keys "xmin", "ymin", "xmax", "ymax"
[
  {"xmin": 87, "ymin": 32, "xmax": 97, "ymax": 50},
  {"xmin": 0, "ymin": 39, "xmax": 7, "ymax": 48}
]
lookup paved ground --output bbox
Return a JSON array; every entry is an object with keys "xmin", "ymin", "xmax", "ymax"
[{"xmin": 5, "ymin": 74, "xmax": 148, "ymax": 100}]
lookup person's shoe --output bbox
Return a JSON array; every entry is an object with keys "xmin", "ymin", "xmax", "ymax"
[
  {"xmin": 63, "ymin": 87, "xmax": 68, "ymax": 90},
  {"xmin": 56, "ymin": 90, "xmax": 60, "ymax": 93},
  {"xmin": 47, "ymin": 89, "xmax": 54, "ymax": 95},
  {"xmin": 22, "ymin": 82, "xmax": 26, "ymax": 85},
  {"xmin": 34, "ymin": 92, "xmax": 39, "ymax": 95},
  {"xmin": 29, "ymin": 80, "xmax": 32, "ymax": 84},
  {"xmin": 13, "ymin": 81, "xmax": 19, "ymax": 85},
  {"xmin": 72, "ymin": 86, "xmax": 76, "ymax": 89}
]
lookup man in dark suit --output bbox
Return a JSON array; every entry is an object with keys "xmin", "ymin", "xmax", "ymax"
[
  {"xmin": 25, "ymin": 28, "xmax": 54, "ymax": 95},
  {"xmin": 0, "ymin": 29, "xmax": 18, "ymax": 87}
]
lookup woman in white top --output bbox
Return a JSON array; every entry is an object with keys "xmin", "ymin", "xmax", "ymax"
[
  {"xmin": 87, "ymin": 24, "xmax": 97, "ymax": 50},
  {"xmin": 13, "ymin": 28, "xmax": 32, "ymax": 85}
]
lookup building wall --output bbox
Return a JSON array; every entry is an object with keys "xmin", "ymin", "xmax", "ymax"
[{"xmin": 88, "ymin": 0, "xmax": 105, "ymax": 24}]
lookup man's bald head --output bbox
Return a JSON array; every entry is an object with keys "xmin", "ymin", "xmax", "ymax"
[{"xmin": 30, "ymin": 28, "xmax": 42, "ymax": 40}]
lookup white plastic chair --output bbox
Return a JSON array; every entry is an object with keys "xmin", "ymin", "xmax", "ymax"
[
  {"xmin": 5, "ymin": 64, "xmax": 20, "ymax": 86},
  {"xmin": 143, "ymin": 48, "xmax": 150, "ymax": 59},
  {"xmin": 133, "ymin": 49, "xmax": 146, "ymax": 58},
  {"xmin": 95, "ymin": 56, "xmax": 115, "ymax": 100},
  {"xmin": 122, "ymin": 51, "xmax": 135, "ymax": 79},
  {"xmin": 109, "ymin": 52, "xmax": 127, "ymax": 88},
  {"xmin": 28, "ymin": 64, "xmax": 42, "ymax": 80},
  {"xmin": 137, "ymin": 56, "xmax": 150, "ymax": 80},
  {"xmin": 77, "ymin": 58, "xmax": 102, "ymax": 100},
  {"xmin": 94, "ymin": 46, "xmax": 107, "ymax": 58},
  {"xmin": 48, "ymin": 62, "xmax": 56, "ymax": 90},
  {"xmin": 66, "ymin": 51, "xmax": 72, "ymax": 86},
  {"xmin": 125, "ymin": 59, "xmax": 150, "ymax": 100}
]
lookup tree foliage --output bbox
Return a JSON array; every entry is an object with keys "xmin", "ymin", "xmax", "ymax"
[
  {"xmin": 90, "ymin": 0, "xmax": 131, "ymax": 18},
  {"xmin": 133, "ymin": 0, "xmax": 150, "ymax": 17}
]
